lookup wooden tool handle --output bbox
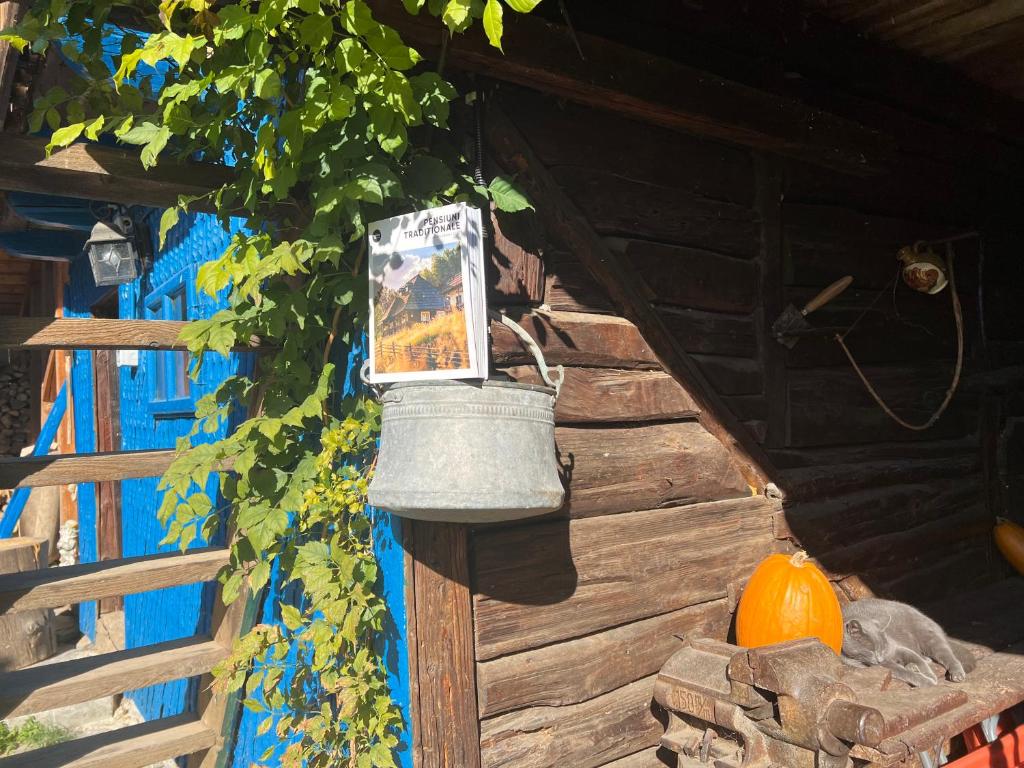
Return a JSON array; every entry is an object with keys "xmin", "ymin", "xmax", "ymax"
[{"xmin": 802, "ymin": 275, "xmax": 853, "ymax": 316}]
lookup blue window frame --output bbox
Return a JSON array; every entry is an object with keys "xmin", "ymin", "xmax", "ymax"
[{"xmin": 145, "ymin": 272, "xmax": 194, "ymax": 416}]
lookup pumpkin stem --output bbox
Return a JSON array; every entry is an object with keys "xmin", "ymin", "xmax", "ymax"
[{"xmin": 789, "ymin": 550, "xmax": 810, "ymax": 567}]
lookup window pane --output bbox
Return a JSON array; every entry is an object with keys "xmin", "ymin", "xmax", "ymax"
[
  {"xmin": 174, "ymin": 350, "xmax": 190, "ymax": 398},
  {"xmin": 168, "ymin": 290, "xmax": 186, "ymax": 321},
  {"xmin": 154, "ymin": 288, "xmax": 189, "ymax": 403},
  {"xmin": 155, "ymin": 342, "xmax": 166, "ymax": 397}
]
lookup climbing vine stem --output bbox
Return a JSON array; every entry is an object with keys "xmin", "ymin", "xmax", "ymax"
[{"xmin": 4, "ymin": 0, "xmax": 539, "ymax": 764}]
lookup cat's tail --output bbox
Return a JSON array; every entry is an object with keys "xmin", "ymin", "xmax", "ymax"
[{"xmin": 953, "ymin": 641, "xmax": 977, "ymax": 673}]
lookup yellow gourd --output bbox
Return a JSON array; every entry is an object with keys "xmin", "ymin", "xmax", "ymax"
[
  {"xmin": 994, "ymin": 517, "xmax": 1024, "ymax": 576},
  {"xmin": 736, "ymin": 550, "xmax": 843, "ymax": 654}
]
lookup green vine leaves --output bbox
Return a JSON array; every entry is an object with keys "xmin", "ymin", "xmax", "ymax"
[{"xmin": 3, "ymin": 0, "xmax": 539, "ymax": 765}]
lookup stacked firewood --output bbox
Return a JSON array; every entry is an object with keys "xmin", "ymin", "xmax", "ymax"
[{"xmin": 0, "ymin": 355, "xmax": 32, "ymax": 513}]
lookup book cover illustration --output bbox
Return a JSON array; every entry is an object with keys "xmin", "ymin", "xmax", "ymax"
[{"xmin": 367, "ymin": 203, "xmax": 486, "ymax": 383}]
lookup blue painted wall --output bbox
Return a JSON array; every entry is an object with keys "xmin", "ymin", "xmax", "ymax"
[
  {"xmin": 117, "ymin": 210, "xmax": 249, "ymax": 721},
  {"xmin": 64, "ymin": 252, "xmax": 118, "ymax": 641}
]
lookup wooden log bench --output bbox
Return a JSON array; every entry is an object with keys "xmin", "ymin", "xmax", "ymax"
[{"xmin": 654, "ymin": 578, "xmax": 1024, "ymax": 768}]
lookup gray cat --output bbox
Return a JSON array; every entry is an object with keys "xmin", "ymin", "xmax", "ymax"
[{"xmin": 842, "ymin": 598, "xmax": 976, "ymax": 687}]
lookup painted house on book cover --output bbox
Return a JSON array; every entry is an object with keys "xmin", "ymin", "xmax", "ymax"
[
  {"xmin": 381, "ymin": 273, "xmax": 447, "ymax": 334},
  {"xmin": 5, "ymin": 4, "xmax": 1024, "ymax": 768}
]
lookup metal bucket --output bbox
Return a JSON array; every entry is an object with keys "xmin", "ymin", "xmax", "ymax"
[{"xmin": 367, "ymin": 313, "xmax": 566, "ymax": 523}]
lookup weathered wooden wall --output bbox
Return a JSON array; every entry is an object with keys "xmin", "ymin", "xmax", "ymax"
[
  {"xmin": 426, "ymin": 79, "xmax": 1024, "ymax": 768},
  {"xmin": 451, "ymin": 88, "xmax": 777, "ymax": 768}
]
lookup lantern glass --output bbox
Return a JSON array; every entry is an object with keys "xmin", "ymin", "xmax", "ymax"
[{"xmin": 86, "ymin": 221, "xmax": 139, "ymax": 287}]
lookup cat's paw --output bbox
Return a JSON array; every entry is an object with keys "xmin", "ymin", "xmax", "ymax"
[{"xmin": 948, "ymin": 669, "xmax": 966, "ymax": 683}]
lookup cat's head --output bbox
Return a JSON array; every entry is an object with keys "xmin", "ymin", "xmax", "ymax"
[{"xmin": 843, "ymin": 618, "xmax": 889, "ymax": 663}]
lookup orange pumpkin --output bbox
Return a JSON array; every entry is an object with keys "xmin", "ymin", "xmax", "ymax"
[
  {"xmin": 736, "ymin": 550, "xmax": 843, "ymax": 653},
  {"xmin": 994, "ymin": 518, "xmax": 1024, "ymax": 576}
]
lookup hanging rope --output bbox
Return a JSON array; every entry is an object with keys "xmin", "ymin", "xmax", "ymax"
[{"xmin": 834, "ymin": 242, "xmax": 965, "ymax": 431}]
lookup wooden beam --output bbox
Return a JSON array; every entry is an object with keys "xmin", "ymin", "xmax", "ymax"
[
  {"xmin": 371, "ymin": 2, "xmax": 892, "ymax": 176},
  {"xmin": 479, "ymin": 675, "xmax": 664, "ymax": 768},
  {"xmin": 0, "ymin": 547, "xmax": 228, "ymax": 614},
  {"xmin": 0, "ymin": 635, "xmax": 225, "ymax": 719},
  {"xmin": 0, "ymin": 317, "xmax": 188, "ymax": 349},
  {"xmin": 485, "ymin": 101, "xmax": 774, "ymax": 490},
  {"xmin": 0, "ymin": 714, "xmax": 216, "ymax": 768},
  {"xmin": 189, "ymin": 572, "xmax": 262, "ymax": 768},
  {"xmin": 0, "ymin": 2, "xmax": 26, "ymax": 132},
  {"xmin": 0, "ymin": 133, "xmax": 233, "ymax": 208},
  {"xmin": 408, "ymin": 521, "xmax": 481, "ymax": 768},
  {"xmin": 0, "ymin": 317, "xmax": 261, "ymax": 350},
  {"xmin": 473, "ymin": 495, "xmax": 776, "ymax": 660},
  {"xmin": 490, "ymin": 310, "xmax": 658, "ymax": 369},
  {"xmin": 477, "ymin": 599, "xmax": 731, "ymax": 717},
  {"xmin": 500, "ymin": 367, "xmax": 700, "ymax": 424},
  {"xmin": 558, "ymin": 1, "xmax": 1024, "ymax": 165},
  {"xmin": 0, "ymin": 449, "xmax": 179, "ymax": 488}
]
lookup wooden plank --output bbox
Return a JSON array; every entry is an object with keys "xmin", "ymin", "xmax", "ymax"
[
  {"xmin": 0, "ymin": 449, "xmax": 178, "ymax": 488},
  {"xmin": 781, "ymin": 287, "xmax": 979, "ymax": 369},
  {"xmin": 0, "ymin": 537, "xmax": 54, "ymax": 671},
  {"xmin": 544, "ymin": 250, "xmax": 613, "ymax": 314},
  {"xmin": 786, "ymin": 363, "xmax": 977, "ymax": 447},
  {"xmin": 755, "ymin": 155, "xmax": 788, "ymax": 448},
  {"xmin": 500, "ymin": 366, "xmax": 700, "ymax": 424},
  {"xmin": 0, "ymin": 134, "xmax": 233, "ymax": 209},
  {"xmin": 616, "ymin": 239, "xmax": 758, "ymax": 314},
  {"xmin": 598, "ymin": 748, "xmax": 672, "ymax": 768},
  {"xmin": 641, "ymin": 0, "xmax": 1024, "ymax": 160},
  {"xmin": 549, "ymin": 165, "xmax": 760, "ymax": 258},
  {"xmin": 373, "ymin": 5, "xmax": 892, "ymax": 174},
  {"xmin": 0, "ymin": 714, "xmax": 216, "ymax": 768},
  {"xmin": 488, "ymin": 207, "xmax": 544, "ymax": 305},
  {"xmin": 775, "ymin": 451, "xmax": 981, "ymax": 501},
  {"xmin": 472, "ymin": 495, "xmax": 776, "ymax": 659},
  {"xmin": 490, "ymin": 309, "xmax": 658, "ymax": 369},
  {"xmin": 477, "ymin": 598, "xmax": 731, "ymax": 717},
  {"xmin": 486, "ymin": 103, "xmax": 774, "ymax": 490},
  {"xmin": 777, "ymin": 476, "xmax": 986, "ymax": 554},
  {"xmin": 553, "ymin": 421, "xmax": 751, "ymax": 518},
  {"xmin": 479, "ymin": 675, "xmax": 663, "ymax": 768},
  {"xmin": 0, "ymin": 317, "xmax": 261, "ymax": 351},
  {"xmin": 766, "ymin": 435, "xmax": 979, "ymax": 469},
  {"xmin": 409, "ymin": 521, "xmax": 480, "ymax": 768},
  {"xmin": 93, "ymin": 348, "xmax": 122, "ymax": 614},
  {"xmin": 690, "ymin": 354, "xmax": 763, "ymax": 396},
  {"xmin": 654, "ymin": 306, "xmax": 757, "ymax": 358},
  {"xmin": 812, "ymin": 505, "xmax": 991, "ymax": 587},
  {"xmin": 189, "ymin": 577, "xmax": 261, "ymax": 768},
  {"xmin": 0, "ymin": 635, "xmax": 225, "ymax": 719},
  {"xmin": 402, "ymin": 518, "xmax": 423, "ymax": 767},
  {"xmin": 0, "ymin": 2, "xmax": 25, "ymax": 132},
  {"xmin": 0, "ymin": 547, "xmax": 228, "ymax": 614},
  {"xmin": 496, "ymin": 87, "xmax": 756, "ymax": 206},
  {"xmin": 782, "ymin": 202, "xmax": 968, "ymax": 291}
]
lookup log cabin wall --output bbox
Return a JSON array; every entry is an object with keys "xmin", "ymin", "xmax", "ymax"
[
  {"xmin": 405, "ymin": 77, "xmax": 1024, "ymax": 768},
  {"xmin": 469, "ymin": 87, "xmax": 783, "ymax": 768}
]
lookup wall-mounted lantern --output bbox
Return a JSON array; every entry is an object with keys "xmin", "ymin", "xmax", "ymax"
[{"xmin": 86, "ymin": 210, "xmax": 140, "ymax": 287}]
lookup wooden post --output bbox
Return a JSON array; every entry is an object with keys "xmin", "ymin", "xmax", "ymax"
[
  {"xmin": 187, "ymin": 579, "xmax": 261, "ymax": 768},
  {"xmin": 0, "ymin": 536, "xmax": 55, "ymax": 671},
  {"xmin": 407, "ymin": 521, "xmax": 480, "ymax": 768},
  {"xmin": 755, "ymin": 155, "xmax": 788, "ymax": 450},
  {"xmin": 0, "ymin": 1, "xmax": 26, "ymax": 131}
]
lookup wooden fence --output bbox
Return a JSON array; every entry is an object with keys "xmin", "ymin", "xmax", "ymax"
[{"xmin": 0, "ymin": 318, "xmax": 247, "ymax": 768}]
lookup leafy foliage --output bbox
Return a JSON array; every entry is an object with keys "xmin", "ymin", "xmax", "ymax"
[
  {"xmin": 3, "ymin": 0, "xmax": 539, "ymax": 764},
  {"xmin": 0, "ymin": 718, "xmax": 71, "ymax": 755}
]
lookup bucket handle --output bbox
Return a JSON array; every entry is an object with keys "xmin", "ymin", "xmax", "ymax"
[
  {"xmin": 358, "ymin": 313, "xmax": 565, "ymax": 399},
  {"xmin": 489, "ymin": 310, "xmax": 564, "ymax": 398}
]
